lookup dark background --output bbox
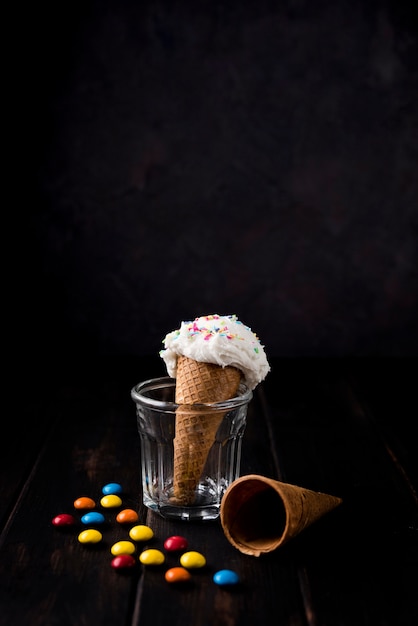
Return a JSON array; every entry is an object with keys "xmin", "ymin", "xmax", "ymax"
[{"xmin": 20, "ymin": 0, "xmax": 417, "ymax": 368}]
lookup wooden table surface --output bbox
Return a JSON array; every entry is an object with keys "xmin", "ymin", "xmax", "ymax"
[{"xmin": 1, "ymin": 357, "xmax": 417, "ymax": 625}]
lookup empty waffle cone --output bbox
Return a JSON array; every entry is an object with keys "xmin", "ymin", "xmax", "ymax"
[
  {"xmin": 220, "ymin": 474, "xmax": 343, "ymax": 556},
  {"xmin": 172, "ymin": 355, "xmax": 241, "ymax": 505}
]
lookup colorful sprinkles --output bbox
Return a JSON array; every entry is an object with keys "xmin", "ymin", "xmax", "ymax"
[
  {"xmin": 161, "ymin": 314, "xmax": 262, "ymax": 354},
  {"xmin": 160, "ymin": 313, "xmax": 270, "ymax": 392}
]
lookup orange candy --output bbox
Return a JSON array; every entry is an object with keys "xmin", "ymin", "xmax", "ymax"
[
  {"xmin": 116, "ymin": 508, "xmax": 139, "ymax": 524},
  {"xmin": 165, "ymin": 567, "xmax": 192, "ymax": 584},
  {"xmin": 74, "ymin": 496, "xmax": 96, "ymax": 510}
]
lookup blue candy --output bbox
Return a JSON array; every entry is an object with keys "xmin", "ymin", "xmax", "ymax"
[
  {"xmin": 102, "ymin": 482, "xmax": 123, "ymax": 495},
  {"xmin": 213, "ymin": 569, "xmax": 240, "ymax": 586},
  {"xmin": 80, "ymin": 511, "xmax": 105, "ymax": 525}
]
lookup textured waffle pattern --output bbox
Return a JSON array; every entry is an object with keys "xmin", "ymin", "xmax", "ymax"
[
  {"xmin": 173, "ymin": 355, "xmax": 241, "ymax": 505},
  {"xmin": 175, "ymin": 356, "xmax": 241, "ymax": 404}
]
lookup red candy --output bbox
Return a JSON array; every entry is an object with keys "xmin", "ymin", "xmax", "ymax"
[
  {"xmin": 52, "ymin": 513, "xmax": 77, "ymax": 527},
  {"xmin": 163, "ymin": 535, "xmax": 189, "ymax": 552},
  {"xmin": 111, "ymin": 554, "xmax": 136, "ymax": 570}
]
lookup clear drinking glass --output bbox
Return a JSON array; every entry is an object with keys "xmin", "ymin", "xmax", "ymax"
[{"xmin": 131, "ymin": 376, "xmax": 252, "ymax": 521}]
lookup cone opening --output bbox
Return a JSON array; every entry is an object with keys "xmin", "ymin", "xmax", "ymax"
[{"xmin": 221, "ymin": 479, "xmax": 287, "ymax": 553}]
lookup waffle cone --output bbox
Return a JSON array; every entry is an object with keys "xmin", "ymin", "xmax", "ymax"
[
  {"xmin": 220, "ymin": 474, "xmax": 342, "ymax": 556},
  {"xmin": 172, "ymin": 355, "xmax": 241, "ymax": 505}
]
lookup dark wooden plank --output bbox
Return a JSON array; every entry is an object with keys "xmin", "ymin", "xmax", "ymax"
[
  {"xmin": 131, "ymin": 387, "xmax": 309, "ymax": 626},
  {"xmin": 263, "ymin": 358, "xmax": 418, "ymax": 626},
  {"xmin": 0, "ymin": 356, "xmax": 165, "ymax": 530},
  {"xmin": 1, "ymin": 357, "xmax": 417, "ymax": 626},
  {"xmin": 0, "ymin": 379, "xmax": 60, "ymax": 530},
  {"xmin": 0, "ymin": 359, "xmax": 310, "ymax": 626},
  {"xmin": 0, "ymin": 360, "xmax": 149, "ymax": 626},
  {"xmin": 346, "ymin": 357, "xmax": 418, "ymax": 492}
]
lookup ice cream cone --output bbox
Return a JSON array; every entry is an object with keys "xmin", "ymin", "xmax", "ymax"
[
  {"xmin": 220, "ymin": 474, "xmax": 343, "ymax": 556},
  {"xmin": 172, "ymin": 355, "xmax": 241, "ymax": 505}
]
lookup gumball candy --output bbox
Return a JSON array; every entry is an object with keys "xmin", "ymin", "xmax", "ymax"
[
  {"xmin": 213, "ymin": 569, "xmax": 240, "ymax": 586},
  {"xmin": 74, "ymin": 497, "xmax": 96, "ymax": 510},
  {"xmin": 100, "ymin": 495, "xmax": 122, "ymax": 508},
  {"xmin": 180, "ymin": 551, "xmax": 206, "ymax": 569},
  {"xmin": 116, "ymin": 509, "xmax": 139, "ymax": 524},
  {"xmin": 52, "ymin": 513, "xmax": 77, "ymax": 527},
  {"xmin": 163, "ymin": 535, "xmax": 188, "ymax": 552},
  {"xmin": 165, "ymin": 567, "xmax": 192, "ymax": 583},
  {"xmin": 111, "ymin": 554, "xmax": 136, "ymax": 570},
  {"xmin": 78, "ymin": 529, "xmax": 102, "ymax": 544},
  {"xmin": 102, "ymin": 482, "xmax": 123, "ymax": 495},
  {"xmin": 111, "ymin": 541, "xmax": 136, "ymax": 556}
]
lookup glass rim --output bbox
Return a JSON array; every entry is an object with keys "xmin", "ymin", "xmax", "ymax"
[{"xmin": 131, "ymin": 375, "xmax": 253, "ymax": 410}]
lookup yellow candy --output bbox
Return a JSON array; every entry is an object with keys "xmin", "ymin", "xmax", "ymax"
[
  {"xmin": 129, "ymin": 524, "xmax": 154, "ymax": 542},
  {"xmin": 78, "ymin": 529, "xmax": 102, "ymax": 544},
  {"xmin": 139, "ymin": 549, "xmax": 165, "ymax": 565},
  {"xmin": 111, "ymin": 540, "xmax": 136, "ymax": 556},
  {"xmin": 100, "ymin": 494, "xmax": 122, "ymax": 508},
  {"xmin": 180, "ymin": 551, "xmax": 206, "ymax": 569}
]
